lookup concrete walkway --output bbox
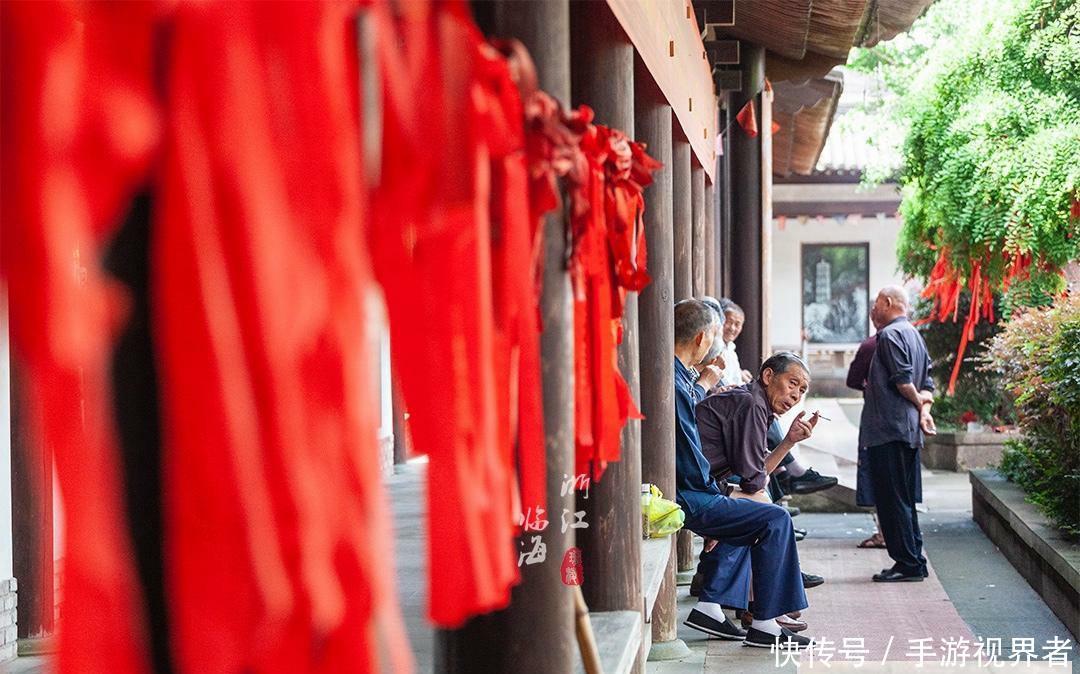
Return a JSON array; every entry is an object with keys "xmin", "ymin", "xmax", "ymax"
[{"xmin": 649, "ymin": 470, "xmax": 1078, "ymax": 674}]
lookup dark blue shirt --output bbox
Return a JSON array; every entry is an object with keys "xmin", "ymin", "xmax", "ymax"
[
  {"xmin": 862, "ymin": 316, "xmax": 934, "ymax": 449},
  {"xmin": 674, "ymin": 358, "xmax": 724, "ymax": 517}
]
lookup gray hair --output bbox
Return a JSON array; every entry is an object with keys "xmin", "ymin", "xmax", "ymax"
[
  {"xmin": 675, "ymin": 299, "xmax": 719, "ymax": 346},
  {"xmin": 698, "ymin": 296, "xmax": 727, "ymax": 328},
  {"xmin": 721, "ymin": 299, "xmax": 744, "ymax": 317},
  {"xmin": 758, "ymin": 351, "xmax": 810, "ymax": 379}
]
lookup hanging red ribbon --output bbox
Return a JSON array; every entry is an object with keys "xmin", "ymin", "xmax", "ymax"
[{"xmin": 919, "ymin": 247, "xmax": 1033, "ymax": 394}]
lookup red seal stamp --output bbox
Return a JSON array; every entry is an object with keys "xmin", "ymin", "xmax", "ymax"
[{"xmin": 561, "ymin": 547, "xmax": 583, "ymax": 586}]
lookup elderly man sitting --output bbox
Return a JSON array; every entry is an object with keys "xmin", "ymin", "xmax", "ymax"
[
  {"xmin": 673, "ymin": 300, "xmax": 813, "ymax": 649},
  {"xmin": 696, "ymin": 352, "xmax": 820, "ymax": 505}
]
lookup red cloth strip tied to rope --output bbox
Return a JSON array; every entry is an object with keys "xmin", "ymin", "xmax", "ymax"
[
  {"xmin": 1, "ymin": 3, "xmax": 159, "ymax": 673},
  {"xmin": 918, "ymin": 247, "xmax": 1031, "ymax": 394},
  {"xmin": 570, "ymin": 122, "xmax": 661, "ymax": 480},
  {"xmin": 373, "ymin": 0, "xmax": 583, "ymax": 628}
]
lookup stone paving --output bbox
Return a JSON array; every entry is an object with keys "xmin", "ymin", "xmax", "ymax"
[{"xmin": 649, "ymin": 472, "xmax": 1078, "ymax": 674}]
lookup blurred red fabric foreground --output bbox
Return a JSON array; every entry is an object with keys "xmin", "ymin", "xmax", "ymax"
[{"xmin": 1, "ymin": 0, "xmax": 657, "ymax": 670}]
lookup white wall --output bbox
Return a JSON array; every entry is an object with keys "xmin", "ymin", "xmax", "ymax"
[
  {"xmin": 769, "ymin": 214, "xmax": 905, "ymax": 351},
  {"xmin": 0, "ymin": 288, "xmax": 13, "ymax": 580}
]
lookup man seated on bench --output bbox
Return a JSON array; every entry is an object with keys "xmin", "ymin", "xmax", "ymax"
[{"xmin": 673, "ymin": 300, "xmax": 813, "ymax": 649}]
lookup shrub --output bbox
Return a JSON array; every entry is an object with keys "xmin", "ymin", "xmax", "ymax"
[
  {"xmin": 984, "ymin": 292, "xmax": 1080, "ymax": 537},
  {"xmin": 914, "ymin": 294, "xmax": 1016, "ymax": 429}
]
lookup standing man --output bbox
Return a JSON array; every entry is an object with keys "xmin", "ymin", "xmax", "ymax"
[{"xmin": 863, "ymin": 286, "xmax": 936, "ymax": 582}]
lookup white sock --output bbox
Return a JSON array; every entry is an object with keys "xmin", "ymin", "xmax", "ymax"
[
  {"xmin": 751, "ymin": 618, "xmax": 782, "ymax": 635},
  {"xmin": 694, "ymin": 601, "xmax": 727, "ymax": 623},
  {"xmin": 787, "ymin": 460, "xmax": 807, "ymax": 478}
]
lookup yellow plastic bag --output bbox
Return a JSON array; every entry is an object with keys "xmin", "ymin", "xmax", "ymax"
[{"xmin": 641, "ymin": 484, "xmax": 685, "ymax": 538}]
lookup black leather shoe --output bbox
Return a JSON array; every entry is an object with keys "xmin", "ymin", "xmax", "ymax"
[
  {"xmin": 802, "ymin": 571, "xmax": 825, "ymax": 588},
  {"xmin": 784, "ymin": 505, "xmax": 801, "ymax": 517},
  {"xmin": 743, "ymin": 626, "xmax": 813, "ymax": 649},
  {"xmin": 684, "ymin": 608, "xmax": 747, "ymax": 640},
  {"xmin": 794, "ymin": 529, "xmax": 806, "ymax": 542},
  {"xmin": 884, "ymin": 567, "xmax": 929, "ymax": 578},
  {"xmin": 689, "ymin": 571, "xmax": 703, "ymax": 597},
  {"xmin": 872, "ymin": 568, "xmax": 924, "ymax": 583},
  {"xmin": 785, "ymin": 468, "xmax": 839, "ymax": 495}
]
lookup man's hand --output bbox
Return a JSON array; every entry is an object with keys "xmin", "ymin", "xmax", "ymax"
[
  {"xmin": 740, "ymin": 369, "xmax": 753, "ymax": 384},
  {"xmin": 783, "ymin": 411, "xmax": 820, "ymax": 445},
  {"xmin": 697, "ymin": 364, "xmax": 723, "ymax": 391},
  {"xmin": 701, "ymin": 354, "xmax": 726, "ymax": 371},
  {"xmin": 920, "ymin": 408, "xmax": 937, "ymax": 436},
  {"xmin": 918, "ymin": 390, "xmax": 934, "ymax": 407}
]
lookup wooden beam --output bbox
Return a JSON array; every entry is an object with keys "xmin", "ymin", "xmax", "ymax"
[
  {"xmin": 605, "ymin": 0, "xmax": 717, "ymax": 182},
  {"xmin": 704, "ymin": 39, "xmax": 739, "ymax": 65},
  {"xmin": 713, "ymin": 69, "xmax": 742, "ymax": 93},
  {"xmin": 695, "ymin": 0, "xmax": 735, "ymax": 26}
]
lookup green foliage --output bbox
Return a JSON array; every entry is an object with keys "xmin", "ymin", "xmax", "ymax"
[
  {"xmin": 985, "ymin": 293, "xmax": 1080, "ymax": 537},
  {"xmin": 854, "ymin": 0, "xmax": 1080, "ymax": 305},
  {"xmin": 913, "ymin": 295, "xmax": 1016, "ymax": 428}
]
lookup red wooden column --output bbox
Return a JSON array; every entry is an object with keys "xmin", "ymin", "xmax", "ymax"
[{"xmin": 436, "ymin": 2, "xmax": 575, "ymax": 671}]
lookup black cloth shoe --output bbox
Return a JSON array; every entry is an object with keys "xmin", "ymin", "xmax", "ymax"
[
  {"xmin": 793, "ymin": 527, "xmax": 807, "ymax": 540},
  {"xmin": 743, "ymin": 626, "xmax": 814, "ymax": 649},
  {"xmin": 801, "ymin": 571, "xmax": 824, "ymax": 588},
  {"xmin": 872, "ymin": 568, "xmax": 924, "ymax": 583},
  {"xmin": 684, "ymin": 608, "xmax": 747, "ymax": 640},
  {"xmin": 785, "ymin": 468, "xmax": 838, "ymax": 495},
  {"xmin": 689, "ymin": 571, "xmax": 703, "ymax": 597}
]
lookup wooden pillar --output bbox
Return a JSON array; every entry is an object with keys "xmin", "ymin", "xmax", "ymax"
[
  {"xmin": 670, "ymin": 133, "xmax": 695, "ymax": 578},
  {"xmin": 436, "ymin": 2, "xmax": 575, "ymax": 672},
  {"xmin": 705, "ymin": 180, "xmax": 717, "ymax": 297},
  {"xmin": 391, "ymin": 380, "xmax": 408, "ymax": 466},
  {"xmin": 10, "ymin": 360, "xmax": 53, "ymax": 642},
  {"xmin": 633, "ymin": 57, "xmax": 688, "ymax": 661},
  {"xmin": 570, "ymin": 0, "xmax": 643, "ymax": 636},
  {"xmin": 691, "ymin": 165, "xmax": 706, "ymax": 297},
  {"xmin": 730, "ymin": 44, "xmax": 766, "ymax": 371},
  {"xmin": 672, "ymin": 137, "xmax": 692, "ymax": 302}
]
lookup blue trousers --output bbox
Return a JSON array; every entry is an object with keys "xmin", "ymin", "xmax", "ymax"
[
  {"xmin": 684, "ymin": 494, "xmax": 808, "ymax": 620},
  {"xmin": 868, "ymin": 441, "xmax": 927, "ymax": 576}
]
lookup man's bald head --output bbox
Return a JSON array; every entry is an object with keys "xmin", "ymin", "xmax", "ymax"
[
  {"xmin": 880, "ymin": 285, "xmax": 909, "ymax": 310},
  {"xmin": 871, "ymin": 285, "xmax": 910, "ymax": 327}
]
